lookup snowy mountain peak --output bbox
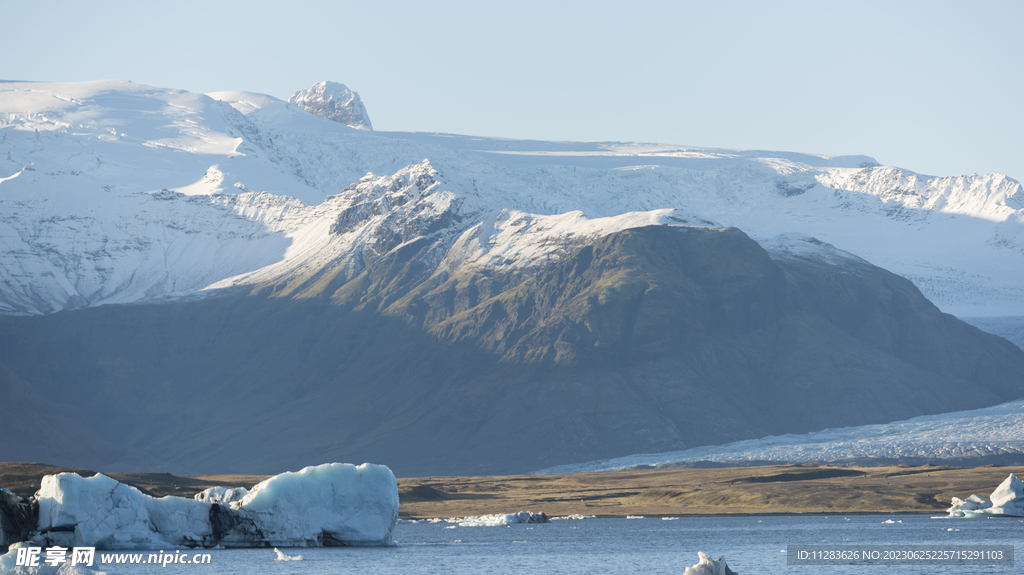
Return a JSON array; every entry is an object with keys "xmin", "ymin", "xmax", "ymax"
[
  {"xmin": 2, "ymin": 80, "xmax": 1024, "ymax": 318},
  {"xmin": 288, "ymin": 81, "xmax": 373, "ymax": 130}
]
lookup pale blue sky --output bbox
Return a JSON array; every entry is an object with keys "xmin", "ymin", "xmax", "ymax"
[{"xmin": 4, "ymin": 0, "xmax": 1022, "ymax": 180}]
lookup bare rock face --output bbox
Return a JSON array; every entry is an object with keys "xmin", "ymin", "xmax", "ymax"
[{"xmin": 289, "ymin": 81, "xmax": 373, "ymax": 130}]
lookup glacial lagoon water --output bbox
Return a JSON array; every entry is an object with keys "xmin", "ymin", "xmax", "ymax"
[{"xmin": 90, "ymin": 514, "xmax": 1019, "ymax": 574}]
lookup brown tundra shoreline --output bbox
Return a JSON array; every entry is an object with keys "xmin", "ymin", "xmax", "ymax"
[{"xmin": 2, "ymin": 462, "xmax": 1020, "ymax": 519}]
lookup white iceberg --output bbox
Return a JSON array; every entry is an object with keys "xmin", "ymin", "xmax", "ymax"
[
  {"xmin": 222, "ymin": 462, "xmax": 398, "ymax": 546},
  {"xmin": 35, "ymin": 472, "xmax": 212, "ymax": 549},
  {"xmin": 947, "ymin": 473, "xmax": 1024, "ymax": 517},
  {"xmin": 194, "ymin": 486, "xmax": 248, "ymax": 505},
  {"xmin": 274, "ymin": 547, "xmax": 303, "ymax": 561},
  {"xmin": 946, "ymin": 494, "xmax": 992, "ymax": 517},
  {"xmin": 452, "ymin": 512, "xmax": 549, "ymax": 527},
  {"xmin": 682, "ymin": 551, "xmax": 739, "ymax": 575},
  {"xmin": 2, "ymin": 462, "xmax": 398, "ymax": 550}
]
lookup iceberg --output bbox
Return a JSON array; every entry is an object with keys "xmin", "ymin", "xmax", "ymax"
[
  {"xmin": 947, "ymin": 473, "xmax": 1024, "ymax": 517},
  {"xmin": 273, "ymin": 547, "xmax": 303, "ymax": 561},
  {"xmin": 451, "ymin": 512, "xmax": 550, "ymax": 527},
  {"xmin": 34, "ymin": 472, "xmax": 213, "ymax": 549},
  {"xmin": 682, "ymin": 551, "xmax": 739, "ymax": 575},
  {"xmin": 193, "ymin": 486, "xmax": 248, "ymax": 505},
  {"xmin": 0, "ymin": 463, "xmax": 398, "ymax": 551},
  {"xmin": 0, "ymin": 489, "xmax": 36, "ymax": 548},
  {"xmin": 220, "ymin": 462, "xmax": 398, "ymax": 547}
]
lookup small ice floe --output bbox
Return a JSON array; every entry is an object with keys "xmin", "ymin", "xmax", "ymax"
[
  {"xmin": 551, "ymin": 514, "xmax": 595, "ymax": 520},
  {"xmin": 682, "ymin": 551, "xmax": 739, "ymax": 575},
  {"xmin": 454, "ymin": 511, "xmax": 549, "ymax": 527},
  {"xmin": 947, "ymin": 474, "xmax": 1024, "ymax": 518},
  {"xmin": 626, "ymin": 515, "xmax": 645, "ymax": 519},
  {"xmin": 274, "ymin": 548, "xmax": 303, "ymax": 561}
]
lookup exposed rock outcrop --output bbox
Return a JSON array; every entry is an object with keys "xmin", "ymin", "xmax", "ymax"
[{"xmin": 289, "ymin": 81, "xmax": 373, "ymax": 130}]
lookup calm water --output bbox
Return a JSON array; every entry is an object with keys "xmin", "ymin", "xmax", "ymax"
[{"xmin": 93, "ymin": 515, "xmax": 1020, "ymax": 574}]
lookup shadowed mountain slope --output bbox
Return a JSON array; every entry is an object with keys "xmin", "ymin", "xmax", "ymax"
[{"xmin": 2, "ymin": 226, "xmax": 1021, "ymax": 476}]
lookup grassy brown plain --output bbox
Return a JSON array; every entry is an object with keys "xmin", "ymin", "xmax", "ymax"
[{"xmin": 3, "ymin": 462, "xmax": 1020, "ymax": 519}]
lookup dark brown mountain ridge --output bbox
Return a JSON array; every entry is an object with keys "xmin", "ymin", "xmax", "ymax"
[{"xmin": 1, "ymin": 225, "xmax": 1021, "ymax": 476}]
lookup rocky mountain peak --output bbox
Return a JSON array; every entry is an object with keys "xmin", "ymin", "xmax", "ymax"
[{"xmin": 289, "ymin": 81, "xmax": 373, "ymax": 130}]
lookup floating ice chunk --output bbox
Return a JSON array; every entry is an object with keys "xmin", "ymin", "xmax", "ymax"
[
  {"xmin": 1, "ymin": 489, "xmax": 36, "ymax": 548},
  {"xmin": 626, "ymin": 515, "xmax": 645, "ymax": 519},
  {"xmin": 5, "ymin": 463, "xmax": 398, "ymax": 550},
  {"xmin": 194, "ymin": 486, "xmax": 248, "ymax": 505},
  {"xmin": 245, "ymin": 462, "xmax": 395, "ymax": 545},
  {"xmin": 948, "ymin": 474, "xmax": 1024, "ymax": 518},
  {"xmin": 34, "ymin": 472, "xmax": 211, "ymax": 549},
  {"xmin": 273, "ymin": 547, "xmax": 303, "ymax": 561},
  {"xmin": 550, "ymin": 514, "xmax": 595, "ymax": 520},
  {"xmin": 989, "ymin": 473, "xmax": 1024, "ymax": 508},
  {"xmin": 454, "ymin": 512, "xmax": 549, "ymax": 527},
  {"xmin": 682, "ymin": 551, "xmax": 739, "ymax": 575},
  {"xmin": 224, "ymin": 462, "xmax": 399, "ymax": 546}
]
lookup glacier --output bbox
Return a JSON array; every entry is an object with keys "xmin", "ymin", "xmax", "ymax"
[
  {"xmin": 536, "ymin": 399, "xmax": 1024, "ymax": 474},
  {"xmin": 1, "ymin": 79, "xmax": 1022, "ymax": 326},
  {"xmin": 0, "ymin": 463, "xmax": 398, "ymax": 552}
]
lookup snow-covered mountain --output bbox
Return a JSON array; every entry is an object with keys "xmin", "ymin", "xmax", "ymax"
[
  {"xmin": 2, "ymin": 79, "xmax": 1024, "ymax": 476},
  {"xmin": 537, "ymin": 399, "xmax": 1024, "ymax": 474},
  {"xmin": 288, "ymin": 81, "xmax": 373, "ymax": 130},
  {"xmin": 1, "ymin": 80, "xmax": 1021, "ymax": 332}
]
